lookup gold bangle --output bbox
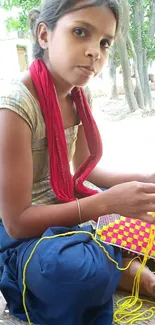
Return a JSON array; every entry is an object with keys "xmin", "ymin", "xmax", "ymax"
[{"xmin": 76, "ymin": 198, "xmax": 82, "ymax": 224}]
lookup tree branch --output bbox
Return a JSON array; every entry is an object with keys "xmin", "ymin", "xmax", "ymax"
[
  {"xmin": 118, "ymin": 0, "xmax": 130, "ymax": 37},
  {"xmin": 149, "ymin": 0, "xmax": 155, "ymax": 42}
]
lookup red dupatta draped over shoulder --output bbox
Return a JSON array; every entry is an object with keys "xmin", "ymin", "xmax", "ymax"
[{"xmin": 29, "ymin": 59, "xmax": 103, "ymax": 202}]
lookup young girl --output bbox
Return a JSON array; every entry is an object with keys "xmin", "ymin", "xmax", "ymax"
[{"xmin": 0, "ymin": 1, "xmax": 155, "ymax": 324}]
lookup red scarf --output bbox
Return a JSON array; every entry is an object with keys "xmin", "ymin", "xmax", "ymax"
[{"xmin": 29, "ymin": 59, "xmax": 102, "ymax": 202}]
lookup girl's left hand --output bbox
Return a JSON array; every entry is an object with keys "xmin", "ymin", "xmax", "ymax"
[{"xmin": 146, "ymin": 173, "xmax": 155, "ymax": 184}]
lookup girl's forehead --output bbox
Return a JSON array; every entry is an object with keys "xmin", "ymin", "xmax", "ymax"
[{"xmin": 58, "ymin": 5, "xmax": 117, "ymax": 38}]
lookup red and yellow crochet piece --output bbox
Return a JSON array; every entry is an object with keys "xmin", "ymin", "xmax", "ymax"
[{"xmin": 96, "ymin": 215, "xmax": 155, "ymax": 259}]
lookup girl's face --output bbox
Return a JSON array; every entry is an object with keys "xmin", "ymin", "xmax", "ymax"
[{"xmin": 38, "ymin": 4, "xmax": 117, "ymax": 88}]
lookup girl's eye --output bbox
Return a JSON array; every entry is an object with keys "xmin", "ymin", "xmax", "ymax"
[
  {"xmin": 73, "ymin": 28, "xmax": 86, "ymax": 37},
  {"xmin": 100, "ymin": 39, "xmax": 110, "ymax": 49}
]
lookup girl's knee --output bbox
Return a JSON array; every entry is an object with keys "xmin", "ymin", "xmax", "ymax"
[
  {"xmin": 22, "ymin": 237, "xmax": 120, "ymax": 306},
  {"xmin": 39, "ymin": 239, "xmax": 109, "ymax": 284}
]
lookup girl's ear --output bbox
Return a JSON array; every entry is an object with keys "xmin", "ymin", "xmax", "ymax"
[{"xmin": 37, "ymin": 23, "xmax": 49, "ymax": 50}]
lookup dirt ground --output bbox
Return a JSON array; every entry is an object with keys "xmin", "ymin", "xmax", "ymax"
[{"xmin": 92, "ymin": 90, "xmax": 155, "ymax": 122}]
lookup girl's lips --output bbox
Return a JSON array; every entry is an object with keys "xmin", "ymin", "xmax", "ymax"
[{"xmin": 78, "ymin": 66, "xmax": 95, "ymax": 76}]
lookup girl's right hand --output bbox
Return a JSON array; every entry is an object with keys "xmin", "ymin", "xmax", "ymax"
[{"xmin": 104, "ymin": 181, "xmax": 155, "ymax": 224}]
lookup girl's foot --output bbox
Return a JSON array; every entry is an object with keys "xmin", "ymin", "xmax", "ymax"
[{"xmin": 118, "ymin": 258, "xmax": 155, "ymax": 298}]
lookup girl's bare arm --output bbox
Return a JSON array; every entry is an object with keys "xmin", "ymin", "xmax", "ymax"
[
  {"xmin": 1, "ymin": 110, "xmax": 155, "ymax": 239},
  {"xmin": 0, "ymin": 110, "xmax": 108, "ymax": 238}
]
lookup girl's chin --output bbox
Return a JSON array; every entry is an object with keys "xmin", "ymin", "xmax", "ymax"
[{"xmin": 73, "ymin": 77, "xmax": 95, "ymax": 87}]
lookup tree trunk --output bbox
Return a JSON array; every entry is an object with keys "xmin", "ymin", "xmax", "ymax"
[
  {"xmin": 109, "ymin": 46, "xmax": 118, "ymax": 99},
  {"xmin": 128, "ymin": 35, "xmax": 145, "ymax": 110},
  {"xmin": 110, "ymin": 65, "xmax": 118, "ymax": 100},
  {"xmin": 149, "ymin": 0, "xmax": 155, "ymax": 41},
  {"xmin": 116, "ymin": 32, "xmax": 139, "ymax": 112},
  {"xmin": 133, "ymin": 0, "xmax": 145, "ymax": 94},
  {"xmin": 132, "ymin": 0, "xmax": 153, "ymax": 108},
  {"xmin": 143, "ymin": 50, "xmax": 152, "ymax": 108}
]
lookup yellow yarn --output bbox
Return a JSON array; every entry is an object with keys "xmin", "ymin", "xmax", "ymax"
[
  {"xmin": 22, "ymin": 228, "xmax": 155, "ymax": 325},
  {"xmin": 114, "ymin": 224, "xmax": 155, "ymax": 324}
]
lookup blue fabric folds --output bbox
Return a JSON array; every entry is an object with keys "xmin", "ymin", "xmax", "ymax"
[{"xmin": 0, "ymin": 222, "xmax": 122, "ymax": 325}]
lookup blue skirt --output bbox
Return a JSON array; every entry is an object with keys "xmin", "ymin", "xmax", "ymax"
[{"xmin": 0, "ymin": 222, "xmax": 122, "ymax": 325}]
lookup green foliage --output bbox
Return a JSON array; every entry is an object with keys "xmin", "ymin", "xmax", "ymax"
[
  {"xmin": 129, "ymin": 0, "xmax": 155, "ymax": 62},
  {"xmin": 2, "ymin": 0, "xmax": 40, "ymax": 11},
  {"xmin": 149, "ymin": 39, "xmax": 155, "ymax": 62},
  {"xmin": 5, "ymin": 16, "xmax": 20, "ymax": 31},
  {"xmin": 1, "ymin": 0, "xmax": 40, "ymax": 31},
  {"xmin": 1, "ymin": 0, "xmax": 155, "ymax": 65},
  {"xmin": 5, "ymin": 11, "xmax": 27, "ymax": 31}
]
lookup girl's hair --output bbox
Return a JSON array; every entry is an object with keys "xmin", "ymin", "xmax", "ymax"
[{"xmin": 29, "ymin": 0, "xmax": 120, "ymax": 59}]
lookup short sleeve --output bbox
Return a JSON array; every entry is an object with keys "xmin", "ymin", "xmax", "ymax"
[{"xmin": 0, "ymin": 80, "xmax": 39, "ymax": 132}]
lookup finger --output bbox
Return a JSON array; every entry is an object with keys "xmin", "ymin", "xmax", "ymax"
[
  {"xmin": 145, "ymin": 194, "xmax": 155, "ymax": 205},
  {"xmin": 147, "ymin": 212, "xmax": 155, "ymax": 217},
  {"xmin": 142, "ymin": 183, "xmax": 155, "ymax": 193},
  {"xmin": 131, "ymin": 212, "xmax": 155, "ymax": 224},
  {"xmin": 140, "ymin": 214, "xmax": 155, "ymax": 224},
  {"xmin": 146, "ymin": 199, "xmax": 155, "ymax": 215}
]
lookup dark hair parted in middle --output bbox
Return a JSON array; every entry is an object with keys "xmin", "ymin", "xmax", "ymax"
[{"xmin": 29, "ymin": 0, "xmax": 120, "ymax": 59}]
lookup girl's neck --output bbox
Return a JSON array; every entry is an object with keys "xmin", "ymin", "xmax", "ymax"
[{"xmin": 45, "ymin": 60, "xmax": 73, "ymax": 100}]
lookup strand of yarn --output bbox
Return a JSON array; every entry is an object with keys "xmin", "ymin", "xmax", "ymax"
[
  {"xmin": 22, "ymin": 230, "xmax": 136, "ymax": 325},
  {"xmin": 114, "ymin": 224, "xmax": 155, "ymax": 324},
  {"xmin": 22, "ymin": 228, "xmax": 155, "ymax": 325}
]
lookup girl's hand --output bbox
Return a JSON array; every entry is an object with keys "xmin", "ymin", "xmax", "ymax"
[
  {"xmin": 146, "ymin": 173, "xmax": 155, "ymax": 184},
  {"xmin": 104, "ymin": 181, "xmax": 155, "ymax": 224}
]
